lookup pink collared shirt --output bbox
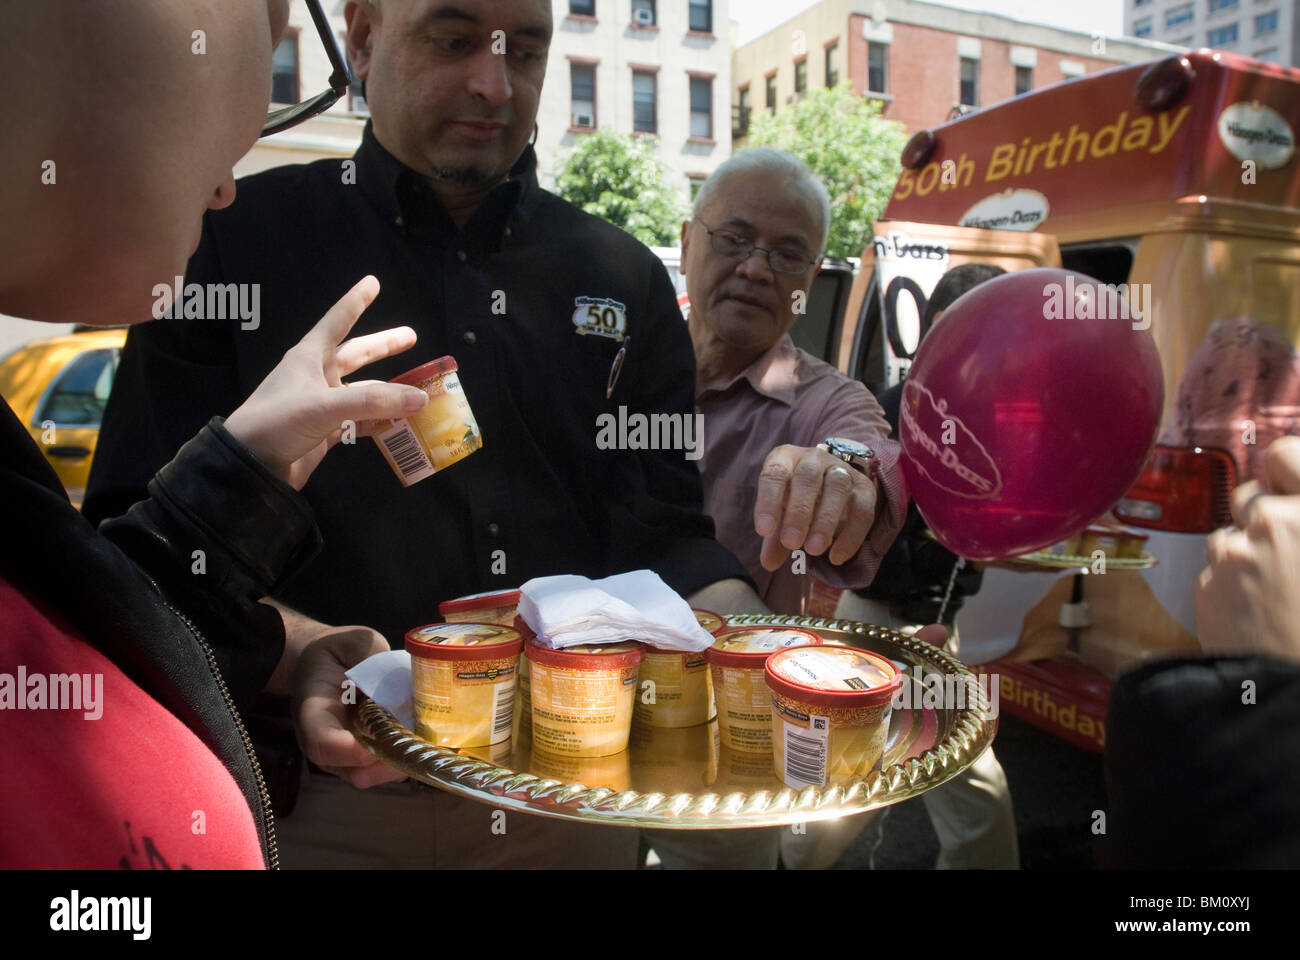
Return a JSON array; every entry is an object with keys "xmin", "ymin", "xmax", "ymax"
[{"xmin": 696, "ymin": 335, "xmax": 907, "ymax": 615}]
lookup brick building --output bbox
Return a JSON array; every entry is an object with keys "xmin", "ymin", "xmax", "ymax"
[{"xmin": 733, "ymin": 0, "xmax": 1178, "ymax": 141}]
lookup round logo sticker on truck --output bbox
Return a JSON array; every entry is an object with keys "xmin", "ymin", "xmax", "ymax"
[
  {"xmin": 958, "ymin": 189, "xmax": 1050, "ymax": 232},
  {"xmin": 1217, "ymin": 101, "xmax": 1295, "ymax": 170}
]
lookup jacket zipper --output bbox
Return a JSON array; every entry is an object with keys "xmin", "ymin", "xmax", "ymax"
[{"xmin": 159, "ymin": 595, "xmax": 280, "ymax": 870}]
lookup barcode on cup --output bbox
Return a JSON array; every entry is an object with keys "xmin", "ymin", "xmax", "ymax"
[
  {"xmin": 490, "ymin": 680, "xmax": 515, "ymax": 744},
  {"xmin": 783, "ymin": 715, "xmax": 829, "ymax": 789},
  {"xmin": 377, "ymin": 419, "xmax": 435, "ymax": 485}
]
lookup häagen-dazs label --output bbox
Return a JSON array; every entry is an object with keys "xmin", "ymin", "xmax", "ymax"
[{"xmin": 900, "ymin": 379, "xmax": 1003, "ymax": 500}]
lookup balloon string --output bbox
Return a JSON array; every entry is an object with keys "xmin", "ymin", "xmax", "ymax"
[{"xmin": 936, "ymin": 556, "xmax": 966, "ymax": 626}]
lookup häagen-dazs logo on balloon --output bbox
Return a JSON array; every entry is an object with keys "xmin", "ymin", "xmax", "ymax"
[
  {"xmin": 1217, "ymin": 101, "xmax": 1295, "ymax": 170},
  {"xmin": 900, "ymin": 379, "xmax": 1003, "ymax": 500},
  {"xmin": 959, "ymin": 189, "xmax": 1050, "ymax": 232}
]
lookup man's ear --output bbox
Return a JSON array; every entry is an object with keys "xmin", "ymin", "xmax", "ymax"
[
  {"xmin": 344, "ymin": 1, "xmax": 376, "ymax": 80},
  {"xmin": 679, "ymin": 221, "xmax": 691, "ymax": 274}
]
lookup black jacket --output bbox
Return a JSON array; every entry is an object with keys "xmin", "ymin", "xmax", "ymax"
[
  {"xmin": 1105, "ymin": 654, "xmax": 1300, "ymax": 868},
  {"xmin": 84, "ymin": 126, "xmax": 748, "ymax": 642},
  {"xmin": 0, "ymin": 401, "xmax": 320, "ymax": 868}
]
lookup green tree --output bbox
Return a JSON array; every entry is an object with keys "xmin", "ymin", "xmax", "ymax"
[
  {"xmin": 554, "ymin": 130, "xmax": 688, "ymax": 247},
  {"xmin": 747, "ymin": 83, "xmax": 907, "ymax": 259}
]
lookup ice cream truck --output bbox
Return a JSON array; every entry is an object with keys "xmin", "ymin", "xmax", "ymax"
[{"xmin": 829, "ymin": 51, "xmax": 1300, "ymax": 752}]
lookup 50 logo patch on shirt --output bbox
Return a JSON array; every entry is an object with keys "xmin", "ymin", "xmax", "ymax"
[{"xmin": 572, "ymin": 297, "xmax": 628, "ymax": 342}]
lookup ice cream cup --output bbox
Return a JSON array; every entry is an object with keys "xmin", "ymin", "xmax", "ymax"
[
  {"xmin": 439, "ymin": 588, "xmax": 522, "ymax": 626},
  {"xmin": 405, "ymin": 623, "xmax": 522, "ymax": 748},
  {"xmin": 374, "ymin": 356, "xmax": 482, "ymax": 487},
  {"xmin": 633, "ymin": 643, "xmax": 714, "ymax": 729},
  {"xmin": 529, "ymin": 744, "xmax": 632, "ymax": 792},
  {"xmin": 706, "ymin": 627, "xmax": 823, "ymax": 753},
  {"xmin": 629, "ymin": 721, "xmax": 719, "ymax": 791},
  {"xmin": 692, "ymin": 609, "xmax": 727, "ymax": 636},
  {"xmin": 512, "ymin": 616, "xmax": 540, "ymax": 741},
  {"xmin": 765, "ymin": 644, "xmax": 901, "ymax": 789},
  {"xmin": 458, "ymin": 738, "xmax": 515, "ymax": 765},
  {"xmin": 525, "ymin": 641, "xmax": 643, "ymax": 758}
]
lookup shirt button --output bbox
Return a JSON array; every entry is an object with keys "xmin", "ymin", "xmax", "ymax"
[
  {"xmin": 504, "ymin": 227, "xmax": 513, "ymax": 239},
  {"xmin": 486, "ymin": 522, "xmax": 500, "ymax": 537},
  {"xmin": 457, "ymin": 249, "xmax": 468, "ymax": 263},
  {"xmin": 462, "ymin": 330, "xmax": 477, "ymax": 346},
  {"xmin": 395, "ymin": 215, "xmax": 404, "ymax": 227}
]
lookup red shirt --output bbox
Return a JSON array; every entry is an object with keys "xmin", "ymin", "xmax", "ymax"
[{"xmin": 0, "ymin": 577, "xmax": 264, "ymax": 869}]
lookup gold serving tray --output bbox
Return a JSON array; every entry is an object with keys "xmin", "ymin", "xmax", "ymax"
[
  {"xmin": 993, "ymin": 550, "xmax": 1157, "ymax": 572},
  {"xmin": 350, "ymin": 614, "xmax": 998, "ymax": 829}
]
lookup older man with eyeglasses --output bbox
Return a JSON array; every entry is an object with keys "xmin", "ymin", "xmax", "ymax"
[
  {"xmin": 639, "ymin": 149, "xmax": 909, "ymax": 869},
  {"xmin": 683, "ymin": 150, "xmax": 907, "ymax": 618}
]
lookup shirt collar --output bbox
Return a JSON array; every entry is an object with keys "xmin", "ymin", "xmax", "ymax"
[
  {"xmin": 353, "ymin": 121, "xmax": 537, "ymax": 252},
  {"xmin": 697, "ymin": 334, "xmax": 800, "ymax": 407}
]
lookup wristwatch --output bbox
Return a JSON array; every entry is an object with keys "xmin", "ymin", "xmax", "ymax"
[{"xmin": 817, "ymin": 437, "xmax": 879, "ymax": 481}]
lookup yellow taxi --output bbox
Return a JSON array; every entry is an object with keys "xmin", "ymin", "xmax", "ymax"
[{"xmin": 0, "ymin": 327, "xmax": 127, "ymax": 508}]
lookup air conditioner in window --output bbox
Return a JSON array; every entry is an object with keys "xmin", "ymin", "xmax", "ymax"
[
  {"xmin": 634, "ymin": 8, "xmax": 654, "ymax": 26},
  {"xmin": 574, "ymin": 114, "xmax": 595, "ymax": 128}
]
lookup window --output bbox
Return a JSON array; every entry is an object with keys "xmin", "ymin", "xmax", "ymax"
[
  {"xmin": 1207, "ymin": 23, "xmax": 1239, "ymax": 46},
  {"xmin": 631, "ymin": 0, "xmax": 655, "ymax": 27},
  {"xmin": 1254, "ymin": 47, "xmax": 1279, "ymax": 62},
  {"xmin": 765, "ymin": 73, "xmax": 777, "ymax": 114},
  {"xmin": 689, "ymin": 176, "xmax": 707, "ymax": 201},
  {"xmin": 959, "ymin": 57, "xmax": 978, "ymax": 107},
  {"xmin": 633, "ymin": 71, "xmax": 657, "ymax": 133},
  {"xmin": 794, "ymin": 58, "xmax": 807, "ymax": 95},
  {"xmin": 825, "ymin": 41, "xmax": 840, "ymax": 88},
  {"xmin": 1166, "ymin": 4, "xmax": 1194, "ymax": 29},
  {"xmin": 736, "ymin": 86, "xmax": 751, "ymax": 137},
  {"xmin": 1207, "ymin": 0, "xmax": 1237, "ymax": 13},
  {"xmin": 1134, "ymin": 17, "xmax": 1153, "ymax": 37},
  {"xmin": 1134, "ymin": 0, "xmax": 1152, "ymax": 5},
  {"xmin": 689, "ymin": 0, "xmax": 713, "ymax": 34},
  {"xmin": 570, "ymin": 62, "xmax": 596, "ymax": 129},
  {"xmin": 1255, "ymin": 11, "xmax": 1279, "ymax": 36},
  {"xmin": 570, "ymin": 0, "xmax": 595, "ymax": 15},
  {"xmin": 867, "ymin": 42, "xmax": 888, "ymax": 94},
  {"xmin": 1015, "ymin": 65, "xmax": 1033, "ymax": 95},
  {"xmin": 1171, "ymin": 35, "xmax": 1194, "ymax": 47},
  {"xmin": 271, "ymin": 31, "xmax": 300, "ymax": 105},
  {"xmin": 39, "ymin": 350, "xmax": 120, "ymax": 428},
  {"xmin": 690, "ymin": 76, "xmax": 713, "ymax": 139}
]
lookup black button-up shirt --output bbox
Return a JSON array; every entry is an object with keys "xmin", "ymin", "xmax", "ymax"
[{"xmin": 86, "ymin": 124, "xmax": 746, "ymax": 641}]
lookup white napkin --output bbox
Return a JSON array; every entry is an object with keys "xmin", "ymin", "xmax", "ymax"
[
  {"xmin": 518, "ymin": 570, "xmax": 716, "ymax": 652},
  {"xmin": 346, "ymin": 650, "xmax": 414, "ymax": 729}
]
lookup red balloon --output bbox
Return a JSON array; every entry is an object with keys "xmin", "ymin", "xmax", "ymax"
[{"xmin": 899, "ymin": 268, "xmax": 1164, "ymax": 561}]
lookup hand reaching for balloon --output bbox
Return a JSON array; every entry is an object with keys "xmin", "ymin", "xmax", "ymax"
[
  {"xmin": 224, "ymin": 276, "xmax": 427, "ymax": 490},
  {"xmin": 1196, "ymin": 436, "xmax": 1300, "ymax": 663},
  {"xmin": 753, "ymin": 444, "xmax": 879, "ymax": 572}
]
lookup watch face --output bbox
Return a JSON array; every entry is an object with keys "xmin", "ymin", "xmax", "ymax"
[{"xmin": 827, "ymin": 437, "xmax": 873, "ymax": 459}]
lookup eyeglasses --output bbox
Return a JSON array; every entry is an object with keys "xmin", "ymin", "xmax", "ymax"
[
  {"xmin": 260, "ymin": 0, "xmax": 352, "ymax": 138},
  {"xmin": 695, "ymin": 219, "xmax": 819, "ymax": 276}
]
